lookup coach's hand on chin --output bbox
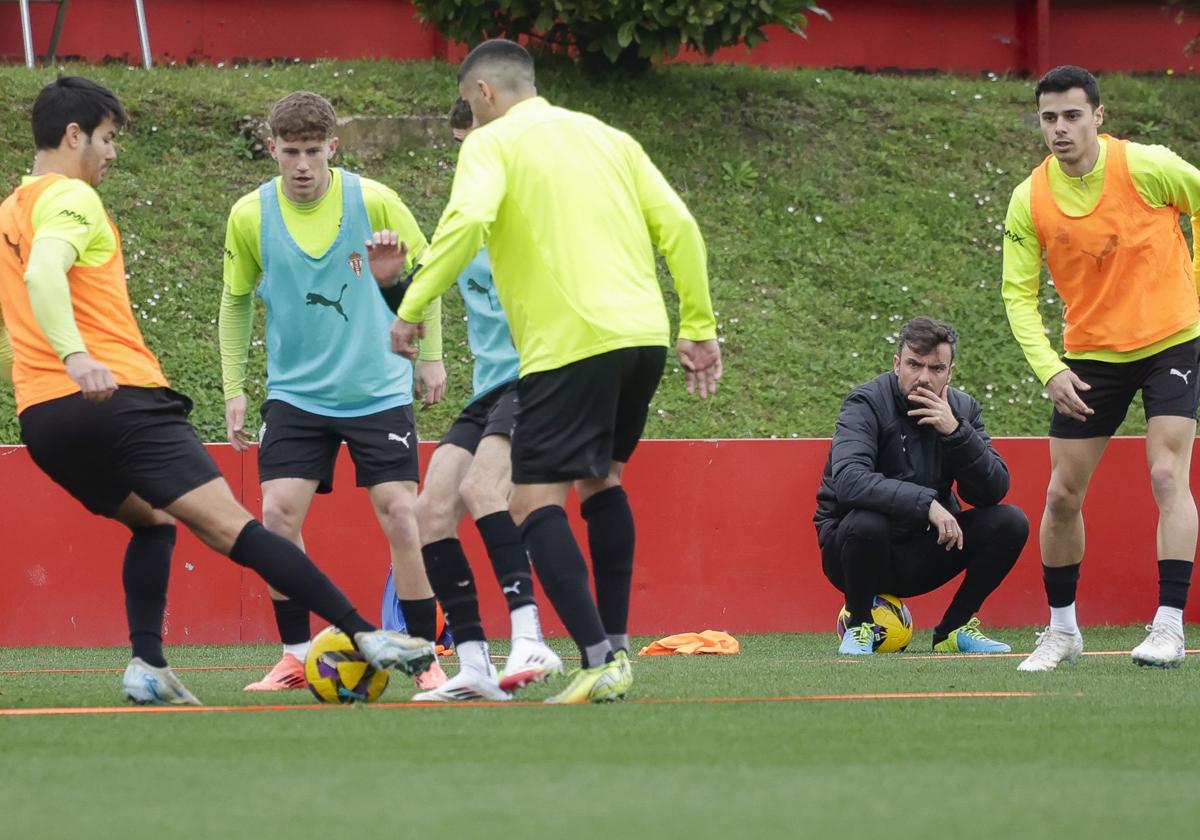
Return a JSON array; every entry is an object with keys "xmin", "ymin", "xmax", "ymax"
[
  {"xmin": 390, "ymin": 317, "xmax": 424, "ymax": 360},
  {"xmin": 65, "ymin": 351, "xmax": 118, "ymax": 402}
]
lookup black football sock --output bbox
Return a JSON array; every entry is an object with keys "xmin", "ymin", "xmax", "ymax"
[
  {"xmin": 421, "ymin": 539, "xmax": 485, "ymax": 643},
  {"xmin": 123, "ymin": 524, "xmax": 176, "ymax": 668},
  {"xmin": 1158, "ymin": 559, "xmax": 1193, "ymax": 609},
  {"xmin": 271, "ymin": 597, "xmax": 312, "ymax": 646},
  {"xmin": 476, "ymin": 511, "xmax": 536, "ymax": 611},
  {"xmin": 229, "ymin": 521, "xmax": 373, "ymax": 637},
  {"xmin": 581, "ymin": 486, "xmax": 635, "ymax": 640},
  {"xmin": 397, "ymin": 597, "xmax": 438, "ymax": 643},
  {"xmin": 521, "ymin": 505, "xmax": 611, "ymax": 668},
  {"xmin": 1043, "ymin": 564, "xmax": 1080, "ymax": 608}
]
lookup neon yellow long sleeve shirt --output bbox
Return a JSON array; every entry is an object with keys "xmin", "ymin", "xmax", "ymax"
[{"xmin": 399, "ymin": 97, "xmax": 716, "ymax": 376}]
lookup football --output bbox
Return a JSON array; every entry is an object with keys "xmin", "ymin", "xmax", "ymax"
[
  {"xmin": 305, "ymin": 626, "xmax": 390, "ymax": 704},
  {"xmin": 836, "ymin": 594, "xmax": 914, "ymax": 653}
]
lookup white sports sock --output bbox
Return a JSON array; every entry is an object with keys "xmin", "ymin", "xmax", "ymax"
[
  {"xmin": 457, "ymin": 640, "xmax": 491, "ymax": 675},
  {"xmin": 1049, "ymin": 604, "xmax": 1078, "ymax": 635},
  {"xmin": 510, "ymin": 604, "xmax": 543, "ymax": 641},
  {"xmin": 1152, "ymin": 606, "xmax": 1185, "ymax": 636},
  {"xmin": 283, "ymin": 641, "xmax": 311, "ymax": 661}
]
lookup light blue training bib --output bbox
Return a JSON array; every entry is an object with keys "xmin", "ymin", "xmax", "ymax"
[
  {"xmin": 456, "ymin": 248, "xmax": 519, "ymax": 402},
  {"xmin": 257, "ymin": 170, "xmax": 412, "ymax": 416}
]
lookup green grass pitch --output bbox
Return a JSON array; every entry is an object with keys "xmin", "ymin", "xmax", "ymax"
[{"xmin": 2, "ymin": 627, "xmax": 1199, "ymax": 838}]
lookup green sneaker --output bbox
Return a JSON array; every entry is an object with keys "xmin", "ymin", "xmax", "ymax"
[
  {"xmin": 933, "ymin": 617, "xmax": 1011, "ymax": 654},
  {"xmin": 543, "ymin": 659, "xmax": 625, "ymax": 705}
]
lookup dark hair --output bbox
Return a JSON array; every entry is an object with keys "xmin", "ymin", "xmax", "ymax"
[
  {"xmin": 457, "ymin": 39, "xmax": 535, "ymax": 91},
  {"xmin": 1034, "ymin": 65, "xmax": 1101, "ymax": 109},
  {"xmin": 897, "ymin": 316, "xmax": 958, "ymax": 360},
  {"xmin": 448, "ymin": 97, "xmax": 473, "ymax": 130},
  {"xmin": 269, "ymin": 91, "xmax": 337, "ymax": 139},
  {"xmin": 32, "ymin": 76, "xmax": 126, "ymax": 150}
]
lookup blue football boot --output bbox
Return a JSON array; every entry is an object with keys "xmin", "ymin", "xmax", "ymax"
[
  {"xmin": 933, "ymin": 617, "xmax": 1011, "ymax": 653},
  {"xmin": 838, "ymin": 622, "xmax": 875, "ymax": 656}
]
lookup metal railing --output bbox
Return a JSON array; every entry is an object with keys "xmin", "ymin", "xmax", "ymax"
[{"xmin": 10, "ymin": 0, "xmax": 152, "ymax": 69}]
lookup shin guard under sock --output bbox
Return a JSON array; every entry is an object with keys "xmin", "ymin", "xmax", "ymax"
[
  {"xmin": 581, "ymin": 486, "xmax": 635, "ymax": 639},
  {"xmin": 476, "ymin": 511, "xmax": 537, "ymax": 612},
  {"xmin": 421, "ymin": 539, "xmax": 485, "ymax": 644},
  {"xmin": 520, "ymin": 505, "xmax": 610, "ymax": 667},
  {"xmin": 229, "ymin": 521, "xmax": 372, "ymax": 637},
  {"xmin": 271, "ymin": 597, "xmax": 312, "ymax": 646},
  {"xmin": 123, "ymin": 524, "xmax": 176, "ymax": 667}
]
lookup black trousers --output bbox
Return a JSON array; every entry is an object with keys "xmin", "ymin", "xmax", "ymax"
[{"xmin": 820, "ymin": 505, "xmax": 1028, "ymax": 638}]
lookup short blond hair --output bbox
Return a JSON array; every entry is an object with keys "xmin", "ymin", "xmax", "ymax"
[{"xmin": 269, "ymin": 91, "xmax": 336, "ymax": 139}]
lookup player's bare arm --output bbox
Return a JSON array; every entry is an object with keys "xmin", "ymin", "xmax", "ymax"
[
  {"xmin": 676, "ymin": 338, "xmax": 722, "ymax": 399},
  {"xmin": 224, "ymin": 393, "xmax": 252, "ymax": 451},
  {"xmin": 414, "ymin": 359, "xmax": 446, "ymax": 408},
  {"xmin": 63, "ymin": 351, "xmax": 118, "ymax": 402},
  {"xmin": 1045, "ymin": 368, "xmax": 1094, "ymax": 421},
  {"xmin": 390, "ymin": 318, "xmax": 423, "ymax": 359},
  {"xmin": 365, "ymin": 229, "xmax": 409, "ymax": 288}
]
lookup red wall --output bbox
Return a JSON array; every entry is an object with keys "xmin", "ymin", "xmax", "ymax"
[
  {"xmin": 1, "ymin": 438, "xmax": 1194, "ymax": 648},
  {"xmin": 2, "ymin": 1, "xmax": 1197, "ymax": 74},
  {"xmin": 0, "ymin": 0, "xmax": 445, "ymax": 66}
]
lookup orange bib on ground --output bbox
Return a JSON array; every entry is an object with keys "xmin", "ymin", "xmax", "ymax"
[
  {"xmin": 0, "ymin": 174, "xmax": 167, "ymax": 413},
  {"xmin": 1030, "ymin": 135, "xmax": 1199, "ymax": 353},
  {"xmin": 638, "ymin": 630, "xmax": 740, "ymax": 656}
]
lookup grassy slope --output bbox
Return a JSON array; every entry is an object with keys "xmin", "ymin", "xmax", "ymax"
[
  {"xmin": 2, "ymin": 62, "xmax": 1199, "ymax": 442},
  {"xmin": 2, "ymin": 628, "xmax": 1198, "ymax": 838}
]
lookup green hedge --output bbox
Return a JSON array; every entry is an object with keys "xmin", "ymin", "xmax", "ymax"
[
  {"xmin": 1, "ymin": 61, "xmax": 1198, "ymax": 443},
  {"xmin": 413, "ymin": 1, "xmax": 829, "ymax": 68}
]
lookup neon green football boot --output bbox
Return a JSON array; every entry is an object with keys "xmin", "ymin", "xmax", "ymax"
[
  {"xmin": 544, "ymin": 658, "xmax": 625, "ymax": 705},
  {"xmin": 612, "ymin": 649, "xmax": 633, "ymax": 698}
]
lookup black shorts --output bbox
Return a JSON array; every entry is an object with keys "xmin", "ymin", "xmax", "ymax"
[
  {"xmin": 512, "ymin": 346, "xmax": 666, "ymax": 484},
  {"xmin": 19, "ymin": 387, "xmax": 222, "ymax": 518},
  {"xmin": 440, "ymin": 381, "xmax": 519, "ymax": 455},
  {"xmin": 1049, "ymin": 337, "xmax": 1200, "ymax": 438},
  {"xmin": 258, "ymin": 400, "xmax": 419, "ymax": 493}
]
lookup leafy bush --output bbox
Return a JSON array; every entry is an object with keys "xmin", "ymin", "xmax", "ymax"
[{"xmin": 413, "ymin": 0, "xmax": 830, "ymax": 69}]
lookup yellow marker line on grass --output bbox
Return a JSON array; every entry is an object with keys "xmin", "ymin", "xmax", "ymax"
[{"xmin": 0, "ymin": 690, "xmax": 1049, "ymax": 717}]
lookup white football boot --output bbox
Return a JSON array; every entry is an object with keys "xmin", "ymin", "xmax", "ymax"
[
  {"xmin": 1016, "ymin": 627, "xmax": 1084, "ymax": 672},
  {"xmin": 353, "ymin": 630, "xmax": 436, "ymax": 676},
  {"xmin": 122, "ymin": 657, "xmax": 202, "ymax": 706},
  {"xmin": 1130, "ymin": 623, "xmax": 1185, "ymax": 669},
  {"xmin": 412, "ymin": 664, "xmax": 511, "ymax": 702},
  {"xmin": 500, "ymin": 638, "xmax": 564, "ymax": 692}
]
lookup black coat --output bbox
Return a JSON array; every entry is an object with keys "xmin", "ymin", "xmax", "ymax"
[{"xmin": 813, "ymin": 371, "xmax": 1012, "ymax": 547}]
